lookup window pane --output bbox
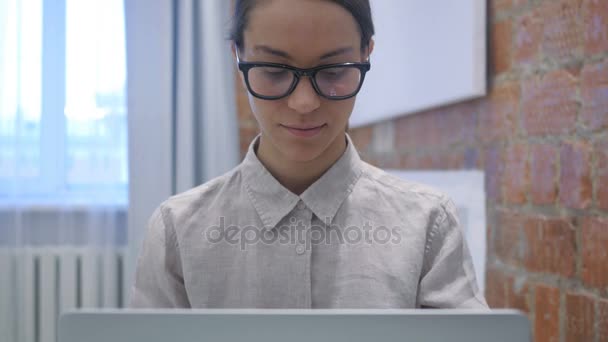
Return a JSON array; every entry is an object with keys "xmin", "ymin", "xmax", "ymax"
[
  {"xmin": 0, "ymin": 0, "xmax": 43, "ymax": 185},
  {"xmin": 65, "ymin": 0, "xmax": 128, "ymax": 192},
  {"xmin": 0, "ymin": 0, "xmax": 128, "ymax": 203}
]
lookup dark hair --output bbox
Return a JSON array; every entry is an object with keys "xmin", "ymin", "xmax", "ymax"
[{"xmin": 230, "ymin": 0, "xmax": 375, "ymax": 52}]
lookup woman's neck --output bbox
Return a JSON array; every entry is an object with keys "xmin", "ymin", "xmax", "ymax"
[{"xmin": 255, "ymin": 133, "xmax": 347, "ymax": 195}]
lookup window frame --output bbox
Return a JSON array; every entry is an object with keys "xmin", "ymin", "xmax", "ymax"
[{"xmin": 0, "ymin": 0, "xmax": 128, "ymax": 207}]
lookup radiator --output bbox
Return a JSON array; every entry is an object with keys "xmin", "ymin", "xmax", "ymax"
[{"xmin": 0, "ymin": 247, "xmax": 126, "ymax": 342}]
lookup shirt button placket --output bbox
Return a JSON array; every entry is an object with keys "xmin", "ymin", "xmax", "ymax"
[{"xmin": 294, "ymin": 201, "xmax": 312, "ymax": 308}]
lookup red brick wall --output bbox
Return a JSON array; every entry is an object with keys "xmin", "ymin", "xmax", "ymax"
[{"xmin": 235, "ymin": 1, "xmax": 608, "ymax": 340}]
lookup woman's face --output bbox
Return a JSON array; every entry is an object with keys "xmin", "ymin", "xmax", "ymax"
[{"xmin": 239, "ymin": 0, "xmax": 372, "ymax": 162}]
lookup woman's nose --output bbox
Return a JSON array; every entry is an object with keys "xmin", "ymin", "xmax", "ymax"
[{"xmin": 287, "ymin": 77, "xmax": 321, "ymax": 114}]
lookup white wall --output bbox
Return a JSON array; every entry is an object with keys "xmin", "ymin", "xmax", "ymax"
[{"xmin": 350, "ymin": 0, "xmax": 486, "ymax": 127}]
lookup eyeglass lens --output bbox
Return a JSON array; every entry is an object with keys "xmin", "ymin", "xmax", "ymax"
[{"xmin": 247, "ymin": 66, "xmax": 362, "ymax": 98}]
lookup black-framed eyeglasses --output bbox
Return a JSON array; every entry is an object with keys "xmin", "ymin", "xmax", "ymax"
[{"xmin": 236, "ymin": 50, "xmax": 371, "ymax": 101}]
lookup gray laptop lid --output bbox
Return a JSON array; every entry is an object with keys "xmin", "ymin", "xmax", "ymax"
[{"xmin": 58, "ymin": 309, "xmax": 530, "ymax": 342}]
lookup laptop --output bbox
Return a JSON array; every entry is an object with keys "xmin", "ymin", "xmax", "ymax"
[{"xmin": 58, "ymin": 308, "xmax": 531, "ymax": 342}]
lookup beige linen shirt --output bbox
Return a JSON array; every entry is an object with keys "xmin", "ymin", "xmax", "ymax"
[{"xmin": 130, "ymin": 134, "xmax": 488, "ymax": 309}]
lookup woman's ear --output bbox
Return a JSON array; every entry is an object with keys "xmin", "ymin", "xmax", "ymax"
[
  {"xmin": 232, "ymin": 44, "xmax": 247, "ymax": 87},
  {"xmin": 231, "ymin": 43, "xmax": 238, "ymax": 61},
  {"xmin": 364, "ymin": 38, "xmax": 375, "ymax": 61}
]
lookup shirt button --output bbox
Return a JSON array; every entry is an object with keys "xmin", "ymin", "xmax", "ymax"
[
  {"xmin": 296, "ymin": 245, "xmax": 306, "ymax": 255},
  {"xmin": 296, "ymin": 202, "xmax": 306, "ymax": 210}
]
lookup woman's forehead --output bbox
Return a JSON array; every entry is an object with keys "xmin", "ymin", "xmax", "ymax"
[{"xmin": 243, "ymin": 0, "xmax": 361, "ymax": 62}]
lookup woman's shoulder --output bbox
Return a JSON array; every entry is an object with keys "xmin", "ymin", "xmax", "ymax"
[
  {"xmin": 155, "ymin": 165, "xmax": 244, "ymax": 221},
  {"xmin": 358, "ymin": 161, "xmax": 451, "ymax": 207}
]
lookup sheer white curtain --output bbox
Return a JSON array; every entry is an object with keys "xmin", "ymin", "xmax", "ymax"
[
  {"xmin": 124, "ymin": 0, "xmax": 240, "ymax": 301},
  {"xmin": 0, "ymin": 0, "xmax": 128, "ymax": 341}
]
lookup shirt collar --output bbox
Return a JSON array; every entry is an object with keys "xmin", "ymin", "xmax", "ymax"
[{"xmin": 241, "ymin": 133, "xmax": 364, "ymax": 230}]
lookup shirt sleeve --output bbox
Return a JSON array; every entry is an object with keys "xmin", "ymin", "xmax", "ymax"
[
  {"xmin": 129, "ymin": 206, "xmax": 191, "ymax": 308},
  {"xmin": 417, "ymin": 197, "xmax": 489, "ymax": 309}
]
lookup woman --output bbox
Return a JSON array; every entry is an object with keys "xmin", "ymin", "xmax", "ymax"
[{"xmin": 130, "ymin": 0, "xmax": 488, "ymax": 309}]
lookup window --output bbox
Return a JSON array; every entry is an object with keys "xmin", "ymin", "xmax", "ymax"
[{"xmin": 0, "ymin": 0, "xmax": 128, "ymax": 206}]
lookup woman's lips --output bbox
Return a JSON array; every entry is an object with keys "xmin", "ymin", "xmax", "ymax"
[{"xmin": 281, "ymin": 124, "xmax": 326, "ymax": 138}]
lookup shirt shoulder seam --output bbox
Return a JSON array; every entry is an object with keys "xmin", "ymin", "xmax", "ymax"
[{"xmin": 359, "ymin": 163, "xmax": 447, "ymax": 202}]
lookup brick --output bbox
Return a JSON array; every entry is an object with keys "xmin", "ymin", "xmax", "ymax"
[
  {"xmin": 505, "ymin": 275, "xmax": 531, "ymax": 313},
  {"xmin": 513, "ymin": 0, "xmax": 526, "ymax": 7},
  {"xmin": 399, "ymin": 151, "xmax": 452, "ymax": 170},
  {"xmin": 439, "ymin": 101, "xmax": 479, "ymax": 146},
  {"xmin": 599, "ymin": 299, "xmax": 608, "ymax": 342},
  {"xmin": 581, "ymin": 59, "xmax": 608, "ymax": 132},
  {"xmin": 583, "ymin": 0, "xmax": 608, "ymax": 56},
  {"xmin": 491, "ymin": 0, "xmax": 514, "ymax": 14},
  {"xmin": 486, "ymin": 215, "xmax": 494, "ymax": 261},
  {"xmin": 485, "ymin": 267, "xmax": 507, "ymax": 308},
  {"xmin": 445, "ymin": 148, "xmax": 467, "ymax": 169},
  {"xmin": 370, "ymin": 121, "xmax": 396, "ymax": 154},
  {"xmin": 523, "ymin": 216, "xmax": 576, "ymax": 277},
  {"xmin": 491, "ymin": 0, "xmax": 527, "ymax": 14},
  {"xmin": 597, "ymin": 139, "xmax": 608, "ymax": 210},
  {"xmin": 542, "ymin": 0, "xmax": 584, "ymax": 61},
  {"xmin": 416, "ymin": 151, "xmax": 451, "ymax": 169},
  {"xmin": 492, "ymin": 20, "xmax": 512, "ymax": 74},
  {"xmin": 565, "ymin": 292, "xmax": 595, "ymax": 342},
  {"xmin": 521, "ymin": 70, "xmax": 579, "ymax": 136},
  {"xmin": 235, "ymin": 73, "xmax": 254, "ymax": 122},
  {"xmin": 363, "ymin": 154, "xmax": 380, "ymax": 167},
  {"xmin": 395, "ymin": 109, "xmax": 439, "ymax": 149},
  {"xmin": 398, "ymin": 152, "xmax": 418, "ymax": 170},
  {"xmin": 395, "ymin": 105, "xmax": 476, "ymax": 150},
  {"xmin": 236, "ymin": 101, "xmax": 254, "ymax": 123},
  {"xmin": 495, "ymin": 210, "xmax": 524, "ymax": 266},
  {"xmin": 464, "ymin": 147, "xmax": 479, "ymax": 169},
  {"xmin": 478, "ymin": 81, "xmax": 520, "ymax": 143},
  {"xmin": 535, "ymin": 284, "xmax": 560, "ymax": 342},
  {"xmin": 484, "ymin": 146, "xmax": 505, "ymax": 202},
  {"xmin": 530, "ymin": 144, "xmax": 559, "ymax": 204},
  {"xmin": 581, "ymin": 216, "xmax": 608, "ymax": 289},
  {"xmin": 349, "ymin": 125, "xmax": 374, "ymax": 153},
  {"xmin": 559, "ymin": 141, "xmax": 592, "ymax": 209},
  {"xmin": 239, "ymin": 125, "xmax": 260, "ymax": 159},
  {"xmin": 514, "ymin": 8, "xmax": 543, "ymax": 65},
  {"xmin": 503, "ymin": 144, "xmax": 529, "ymax": 204},
  {"xmin": 375, "ymin": 152, "xmax": 401, "ymax": 169}
]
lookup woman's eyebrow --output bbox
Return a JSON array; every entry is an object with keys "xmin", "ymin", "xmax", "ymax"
[
  {"xmin": 253, "ymin": 45, "xmax": 292, "ymax": 59},
  {"xmin": 319, "ymin": 47, "xmax": 354, "ymax": 60},
  {"xmin": 252, "ymin": 45, "xmax": 355, "ymax": 61}
]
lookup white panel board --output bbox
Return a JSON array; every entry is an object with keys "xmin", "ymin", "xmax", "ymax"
[
  {"xmin": 350, "ymin": 0, "xmax": 486, "ymax": 127},
  {"xmin": 385, "ymin": 169, "xmax": 487, "ymax": 293}
]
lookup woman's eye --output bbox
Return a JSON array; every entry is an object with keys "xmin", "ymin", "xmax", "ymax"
[
  {"xmin": 320, "ymin": 69, "xmax": 345, "ymax": 79},
  {"xmin": 262, "ymin": 69, "xmax": 289, "ymax": 78}
]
